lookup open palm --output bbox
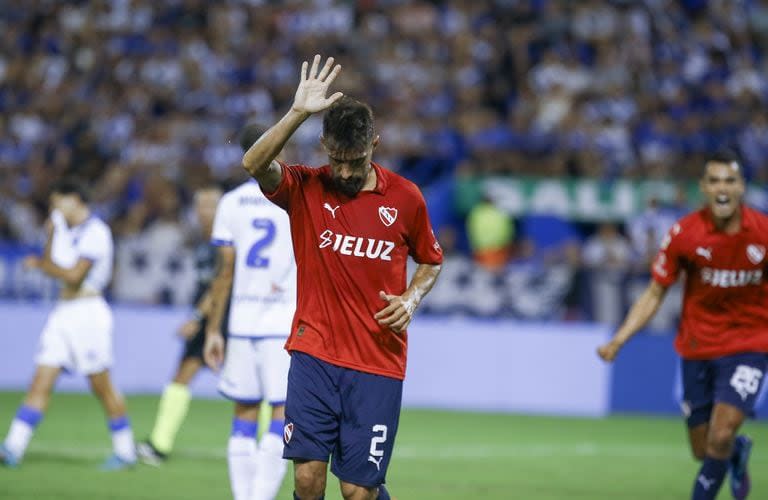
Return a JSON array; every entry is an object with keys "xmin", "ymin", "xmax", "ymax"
[{"xmin": 292, "ymin": 55, "xmax": 343, "ymax": 114}]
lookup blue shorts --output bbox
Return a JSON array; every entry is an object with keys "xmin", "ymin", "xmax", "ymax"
[
  {"xmin": 282, "ymin": 351, "xmax": 403, "ymax": 488},
  {"xmin": 681, "ymin": 352, "xmax": 768, "ymax": 428}
]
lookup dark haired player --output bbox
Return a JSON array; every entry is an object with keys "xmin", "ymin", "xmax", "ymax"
[
  {"xmin": 241, "ymin": 55, "xmax": 443, "ymax": 500},
  {"xmin": 598, "ymin": 153, "xmax": 768, "ymax": 499},
  {"xmin": 1, "ymin": 178, "xmax": 136, "ymax": 470}
]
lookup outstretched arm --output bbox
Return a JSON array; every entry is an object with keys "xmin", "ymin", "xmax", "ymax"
[
  {"xmin": 242, "ymin": 55, "xmax": 343, "ymax": 193},
  {"xmin": 597, "ymin": 279, "xmax": 668, "ymax": 362},
  {"xmin": 375, "ymin": 263, "xmax": 442, "ymax": 333}
]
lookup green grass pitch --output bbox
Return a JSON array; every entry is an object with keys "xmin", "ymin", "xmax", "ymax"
[{"xmin": 0, "ymin": 392, "xmax": 766, "ymax": 499}]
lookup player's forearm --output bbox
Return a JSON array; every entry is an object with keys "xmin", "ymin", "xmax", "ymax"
[
  {"xmin": 39, "ymin": 260, "xmax": 79, "ymax": 286},
  {"xmin": 206, "ymin": 272, "xmax": 233, "ymax": 336},
  {"xmin": 242, "ymin": 108, "xmax": 309, "ymax": 177},
  {"xmin": 403, "ymin": 264, "xmax": 442, "ymax": 312},
  {"xmin": 195, "ymin": 290, "xmax": 213, "ymax": 318},
  {"xmin": 612, "ymin": 282, "xmax": 666, "ymax": 346}
]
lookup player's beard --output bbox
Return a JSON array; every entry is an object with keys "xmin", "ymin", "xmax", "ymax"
[{"xmin": 332, "ymin": 175, "xmax": 365, "ymax": 197}]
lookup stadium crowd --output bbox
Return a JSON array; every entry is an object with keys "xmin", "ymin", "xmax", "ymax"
[{"xmin": 1, "ymin": 0, "xmax": 767, "ymax": 325}]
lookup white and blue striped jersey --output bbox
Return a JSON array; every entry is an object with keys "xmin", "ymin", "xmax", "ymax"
[{"xmin": 211, "ymin": 180, "xmax": 296, "ymax": 338}]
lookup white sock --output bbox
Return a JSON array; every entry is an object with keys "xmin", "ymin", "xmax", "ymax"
[
  {"xmin": 5, "ymin": 420, "xmax": 35, "ymax": 459},
  {"xmin": 109, "ymin": 417, "xmax": 136, "ymax": 462},
  {"xmin": 250, "ymin": 432, "xmax": 288, "ymax": 500},
  {"xmin": 228, "ymin": 435, "xmax": 258, "ymax": 500},
  {"xmin": 5, "ymin": 405, "xmax": 43, "ymax": 459}
]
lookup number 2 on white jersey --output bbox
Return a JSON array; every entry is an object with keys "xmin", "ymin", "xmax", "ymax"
[{"xmin": 246, "ymin": 218, "xmax": 276, "ymax": 268}]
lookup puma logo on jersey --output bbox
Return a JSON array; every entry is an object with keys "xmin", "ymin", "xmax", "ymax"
[
  {"xmin": 323, "ymin": 203, "xmax": 340, "ymax": 218},
  {"xmin": 368, "ymin": 455, "xmax": 383, "ymax": 471},
  {"xmin": 695, "ymin": 247, "xmax": 712, "ymax": 261},
  {"xmin": 319, "ymin": 230, "xmax": 395, "ymax": 261},
  {"xmin": 701, "ymin": 268, "xmax": 762, "ymax": 288}
]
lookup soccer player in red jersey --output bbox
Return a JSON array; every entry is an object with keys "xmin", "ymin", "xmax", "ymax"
[
  {"xmin": 598, "ymin": 151, "xmax": 768, "ymax": 500},
  {"xmin": 241, "ymin": 55, "xmax": 443, "ymax": 500}
]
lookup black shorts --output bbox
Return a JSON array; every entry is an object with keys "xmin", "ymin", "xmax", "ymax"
[
  {"xmin": 681, "ymin": 352, "xmax": 768, "ymax": 427},
  {"xmin": 180, "ymin": 319, "xmax": 227, "ymax": 361}
]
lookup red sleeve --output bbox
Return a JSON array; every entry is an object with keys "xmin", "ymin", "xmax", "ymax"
[
  {"xmin": 651, "ymin": 222, "xmax": 684, "ymax": 287},
  {"xmin": 263, "ymin": 162, "xmax": 314, "ymax": 211},
  {"xmin": 406, "ymin": 187, "xmax": 444, "ymax": 265}
]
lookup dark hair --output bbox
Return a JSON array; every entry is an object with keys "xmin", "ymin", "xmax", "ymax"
[
  {"xmin": 706, "ymin": 148, "xmax": 740, "ymax": 167},
  {"xmin": 322, "ymin": 96, "xmax": 374, "ymax": 154},
  {"xmin": 51, "ymin": 177, "xmax": 90, "ymax": 203},
  {"xmin": 239, "ymin": 123, "xmax": 268, "ymax": 153}
]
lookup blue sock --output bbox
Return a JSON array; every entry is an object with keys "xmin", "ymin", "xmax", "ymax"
[
  {"xmin": 731, "ymin": 435, "xmax": 745, "ymax": 463},
  {"xmin": 268, "ymin": 419, "xmax": 284, "ymax": 437},
  {"xmin": 108, "ymin": 416, "xmax": 130, "ymax": 432},
  {"xmin": 692, "ymin": 457, "xmax": 728, "ymax": 500},
  {"xmin": 16, "ymin": 405, "xmax": 43, "ymax": 427},
  {"xmin": 377, "ymin": 484, "xmax": 391, "ymax": 500},
  {"xmin": 231, "ymin": 418, "xmax": 258, "ymax": 438}
]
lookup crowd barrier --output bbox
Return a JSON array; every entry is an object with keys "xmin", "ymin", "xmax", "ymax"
[{"xmin": 1, "ymin": 302, "xmax": 765, "ymax": 418}]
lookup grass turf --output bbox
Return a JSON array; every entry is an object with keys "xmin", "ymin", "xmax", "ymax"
[{"xmin": 0, "ymin": 392, "xmax": 766, "ymax": 499}]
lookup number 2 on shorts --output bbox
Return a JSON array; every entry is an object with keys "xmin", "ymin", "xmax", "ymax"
[{"xmin": 368, "ymin": 424, "xmax": 388, "ymax": 471}]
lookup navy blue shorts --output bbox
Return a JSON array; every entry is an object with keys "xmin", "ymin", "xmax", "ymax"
[
  {"xmin": 282, "ymin": 351, "xmax": 403, "ymax": 488},
  {"xmin": 681, "ymin": 352, "xmax": 768, "ymax": 428}
]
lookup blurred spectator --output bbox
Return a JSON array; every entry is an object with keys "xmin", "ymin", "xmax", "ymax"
[
  {"xmin": 581, "ymin": 222, "xmax": 633, "ymax": 325},
  {"xmin": 1, "ymin": 0, "xmax": 766, "ymax": 318},
  {"xmin": 466, "ymin": 196, "xmax": 513, "ymax": 272}
]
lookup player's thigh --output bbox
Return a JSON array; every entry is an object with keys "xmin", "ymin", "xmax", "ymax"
[
  {"xmin": 69, "ymin": 298, "xmax": 114, "ymax": 376},
  {"xmin": 218, "ymin": 337, "xmax": 262, "ymax": 404},
  {"xmin": 35, "ymin": 306, "xmax": 73, "ymax": 371},
  {"xmin": 331, "ymin": 369, "xmax": 403, "ymax": 488},
  {"xmin": 681, "ymin": 358, "xmax": 715, "ymax": 428},
  {"xmin": 256, "ymin": 338, "xmax": 290, "ymax": 406},
  {"xmin": 283, "ymin": 352, "xmax": 342, "ymax": 463},
  {"xmin": 713, "ymin": 352, "xmax": 768, "ymax": 419}
]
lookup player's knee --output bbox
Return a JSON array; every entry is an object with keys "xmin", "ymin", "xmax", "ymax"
[
  {"xmin": 707, "ymin": 426, "xmax": 736, "ymax": 456},
  {"xmin": 294, "ymin": 464, "xmax": 326, "ymax": 498},
  {"xmin": 691, "ymin": 446, "xmax": 707, "ymax": 461},
  {"xmin": 340, "ymin": 482, "xmax": 382, "ymax": 500}
]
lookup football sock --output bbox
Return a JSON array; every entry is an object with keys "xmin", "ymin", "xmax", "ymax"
[
  {"xmin": 692, "ymin": 456, "xmax": 728, "ymax": 500},
  {"xmin": 731, "ymin": 435, "xmax": 745, "ymax": 462},
  {"xmin": 377, "ymin": 484, "xmax": 391, "ymax": 500},
  {"xmin": 4, "ymin": 405, "xmax": 43, "ymax": 459},
  {"xmin": 149, "ymin": 382, "xmax": 191, "ymax": 454},
  {"xmin": 228, "ymin": 418, "xmax": 258, "ymax": 500},
  {"xmin": 109, "ymin": 416, "xmax": 136, "ymax": 462},
  {"xmin": 251, "ymin": 419, "xmax": 288, "ymax": 500}
]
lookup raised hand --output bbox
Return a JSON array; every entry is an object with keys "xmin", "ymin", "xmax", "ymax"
[{"xmin": 292, "ymin": 55, "xmax": 343, "ymax": 114}]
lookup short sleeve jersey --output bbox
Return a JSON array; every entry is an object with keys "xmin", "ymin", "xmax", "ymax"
[
  {"xmin": 651, "ymin": 206, "xmax": 768, "ymax": 359},
  {"xmin": 265, "ymin": 162, "xmax": 443, "ymax": 380},
  {"xmin": 51, "ymin": 212, "xmax": 114, "ymax": 293},
  {"xmin": 211, "ymin": 180, "xmax": 296, "ymax": 337}
]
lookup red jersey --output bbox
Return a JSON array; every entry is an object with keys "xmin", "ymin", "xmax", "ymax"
[
  {"xmin": 651, "ymin": 205, "xmax": 768, "ymax": 359},
  {"xmin": 264, "ymin": 162, "xmax": 443, "ymax": 380}
]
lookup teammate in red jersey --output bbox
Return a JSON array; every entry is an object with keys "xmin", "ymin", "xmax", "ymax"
[
  {"xmin": 241, "ymin": 55, "xmax": 443, "ymax": 500},
  {"xmin": 598, "ymin": 151, "xmax": 768, "ymax": 500}
]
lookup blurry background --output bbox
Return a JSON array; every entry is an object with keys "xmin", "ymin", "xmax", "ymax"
[
  {"xmin": 2, "ymin": 1, "xmax": 768, "ymax": 498},
  {"xmin": 2, "ymin": 0, "xmax": 768, "ymax": 411}
]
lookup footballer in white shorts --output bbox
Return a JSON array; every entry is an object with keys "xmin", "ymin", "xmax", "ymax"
[
  {"xmin": 203, "ymin": 156, "xmax": 297, "ymax": 500},
  {"xmin": 36, "ymin": 296, "xmax": 114, "ymax": 376},
  {"xmin": 218, "ymin": 337, "xmax": 291, "ymax": 405}
]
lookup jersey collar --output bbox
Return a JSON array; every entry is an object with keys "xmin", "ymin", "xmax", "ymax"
[
  {"xmin": 369, "ymin": 162, "xmax": 389, "ymax": 195},
  {"xmin": 703, "ymin": 204, "xmax": 753, "ymax": 233}
]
